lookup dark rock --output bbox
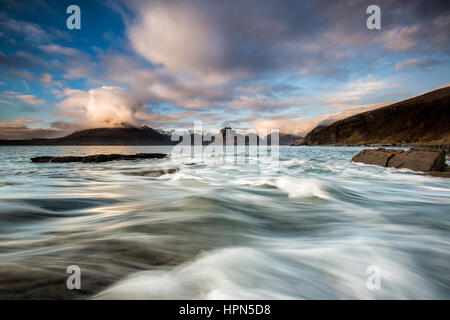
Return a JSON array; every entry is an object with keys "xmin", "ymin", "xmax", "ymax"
[
  {"xmin": 426, "ymin": 171, "xmax": 450, "ymax": 178},
  {"xmin": 125, "ymin": 168, "xmax": 178, "ymax": 177},
  {"xmin": 31, "ymin": 153, "xmax": 167, "ymax": 163},
  {"xmin": 386, "ymin": 148, "xmax": 446, "ymax": 172},
  {"xmin": 352, "ymin": 148, "xmax": 448, "ymax": 175},
  {"xmin": 351, "ymin": 148, "xmax": 403, "ymax": 167}
]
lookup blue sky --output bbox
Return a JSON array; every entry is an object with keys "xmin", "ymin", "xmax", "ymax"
[{"xmin": 0, "ymin": 0, "xmax": 449, "ymax": 139}]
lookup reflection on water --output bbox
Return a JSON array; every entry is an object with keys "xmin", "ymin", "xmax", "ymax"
[{"xmin": 0, "ymin": 146, "xmax": 449, "ymax": 299}]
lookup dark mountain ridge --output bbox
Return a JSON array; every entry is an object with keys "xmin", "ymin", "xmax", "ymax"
[
  {"xmin": 302, "ymin": 86, "xmax": 450, "ymax": 146},
  {"xmin": 0, "ymin": 126, "xmax": 176, "ymax": 146}
]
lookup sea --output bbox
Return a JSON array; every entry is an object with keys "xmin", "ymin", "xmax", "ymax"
[{"xmin": 0, "ymin": 146, "xmax": 448, "ymax": 299}]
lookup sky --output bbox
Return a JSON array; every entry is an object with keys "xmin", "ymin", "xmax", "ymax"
[{"xmin": 0, "ymin": 0, "xmax": 449, "ymax": 139}]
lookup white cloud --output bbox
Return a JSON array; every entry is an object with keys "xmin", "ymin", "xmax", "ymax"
[
  {"xmin": 1, "ymin": 91, "xmax": 45, "ymax": 105},
  {"xmin": 16, "ymin": 94, "xmax": 45, "ymax": 105},
  {"xmin": 325, "ymin": 76, "xmax": 395, "ymax": 105},
  {"xmin": 56, "ymin": 86, "xmax": 149, "ymax": 127},
  {"xmin": 38, "ymin": 44, "xmax": 81, "ymax": 57}
]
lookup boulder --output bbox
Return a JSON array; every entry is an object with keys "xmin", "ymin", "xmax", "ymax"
[
  {"xmin": 351, "ymin": 148, "xmax": 403, "ymax": 167},
  {"xmin": 387, "ymin": 148, "xmax": 446, "ymax": 172}
]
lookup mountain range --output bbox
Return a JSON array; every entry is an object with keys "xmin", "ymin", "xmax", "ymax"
[{"xmin": 0, "ymin": 125, "xmax": 303, "ymax": 146}]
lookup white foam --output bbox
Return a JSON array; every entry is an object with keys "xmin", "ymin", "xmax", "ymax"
[
  {"xmin": 95, "ymin": 247, "xmax": 295, "ymax": 299},
  {"xmin": 235, "ymin": 176, "xmax": 333, "ymax": 200}
]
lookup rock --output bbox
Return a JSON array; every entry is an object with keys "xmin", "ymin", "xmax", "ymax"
[
  {"xmin": 31, "ymin": 153, "xmax": 167, "ymax": 163},
  {"xmin": 386, "ymin": 148, "xmax": 446, "ymax": 172},
  {"xmin": 352, "ymin": 148, "xmax": 448, "ymax": 175},
  {"xmin": 351, "ymin": 148, "xmax": 403, "ymax": 167},
  {"xmin": 426, "ymin": 171, "xmax": 450, "ymax": 178},
  {"xmin": 125, "ymin": 168, "xmax": 178, "ymax": 177}
]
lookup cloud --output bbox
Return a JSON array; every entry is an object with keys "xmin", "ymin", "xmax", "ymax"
[
  {"xmin": 121, "ymin": 0, "xmax": 450, "ymax": 83},
  {"xmin": 38, "ymin": 44, "xmax": 98, "ymax": 80},
  {"xmin": 38, "ymin": 44, "xmax": 81, "ymax": 57},
  {"xmin": 0, "ymin": 91, "xmax": 44, "ymax": 105},
  {"xmin": 0, "ymin": 117, "xmax": 63, "ymax": 139},
  {"xmin": 56, "ymin": 86, "xmax": 151, "ymax": 128},
  {"xmin": 251, "ymin": 102, "xmax": 390, "ymax": 135},
  {"xmin": 395, "ymin": 58, "xmax": 439, "ymax": 71},
  {"xmin": 381, "ymin": 25, "xmax": 422, "ymax": 52},
  {"xmin": 0, "ymin": 99, "xmax": 15, "ymax": 106},
  {"xmin": 0, "ymin": 12, "xmax": 48, "ymax": 43},
  {"xmin": 16, "ymin": 94, "xmax": 44, "ymax": 105},
  {"xmin": 3, "ymin": 69, "xmax": 34, "ymax": 80},
  {"xmin": 37, "ymin": 72, "xmax": 62, "ymax": 87},
  {"xmin": 38, "ymin": 73, "xmax": 52, "ymax": 84},
  {"xmin": 0, "ymin": 11, "xmax": 71, "ymax": 44},
  {"xmin": 325, "ymin": 76, "xmax": 395, "ymax": 105}
]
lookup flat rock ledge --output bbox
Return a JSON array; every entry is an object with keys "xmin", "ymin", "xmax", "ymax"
[
  {"xmin": 31, "ymin": 153, "xmax": 167, "ymax": 163},
  {"xmin": 352, "ymin": 148, "xmax": 450, "ymax": 177}
]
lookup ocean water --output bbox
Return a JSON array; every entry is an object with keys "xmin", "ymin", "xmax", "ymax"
[{"xmin": 0, "ymin": 146, "xmax": 449, "ymax": 299}]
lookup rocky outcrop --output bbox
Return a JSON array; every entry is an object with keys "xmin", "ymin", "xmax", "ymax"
[
  {"xmin": 31, "ymin": 153, "xmax": 167, "ymax": 163},
  {"xmin": 303, "ymin": 86, "xmax": 450, "ymax": 145},
  {"xmin": 352, "ymin": 148, "xmax": 448, "ymax": 176}
]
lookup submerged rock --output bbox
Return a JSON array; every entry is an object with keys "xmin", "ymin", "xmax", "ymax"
[
  {"xmin": 352, "ymin": 147, "xmax": 448, "ymax": 176},
  {"xmin": 125, "ymin": 168, "xmax": 178, "ymax": 177},
  {"xmin": 31, "ymin": 153, "xmax": 167, "ymax": 163}
]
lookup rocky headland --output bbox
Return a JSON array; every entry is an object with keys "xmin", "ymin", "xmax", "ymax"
[{"xmin": 303, "ymin": 86, "xmax": 450, "ymax": 146}]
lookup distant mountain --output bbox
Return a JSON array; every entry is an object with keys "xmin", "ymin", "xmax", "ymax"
[
  {"xmin": 279, "ymin": 133, "xmax": 304, "ymax": 146},
  {"xmin": 302, "ymin": 86, "xmax": 450, "ymax": 145},
  {"xmin": 0, "ymin": 125, "xmax": 302, "ymax": 146},
  {"xmin": 213, "ymin": 127, "xmax": 302, "ymax": 145},
  {"xmin": 0, "ymin": 126, "xmax": 176, "ymax": 146}
]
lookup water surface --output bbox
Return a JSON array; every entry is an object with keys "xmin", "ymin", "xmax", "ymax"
[{"xmin": 0, "ymin": 146, "xmax": 448, "ymax": 299}]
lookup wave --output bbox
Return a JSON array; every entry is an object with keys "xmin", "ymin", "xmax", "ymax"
[
  {"xmin": 95, "ymin": 241, "xmax": 440, "ymax": 299},
  {"xmin": 235, "ymin": 176, "xmax": 334, "ymax": 200}
]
